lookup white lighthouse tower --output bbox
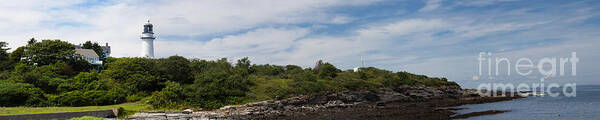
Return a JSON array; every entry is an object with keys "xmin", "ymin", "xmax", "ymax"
[{"xmin": 141, "ymin": 20, "xmax": 156, "ymax": 58}]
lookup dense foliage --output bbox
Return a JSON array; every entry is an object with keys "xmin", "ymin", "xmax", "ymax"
[{"xmin": 0, "ymin": 40, "xmax": 458, "ymax": 109}]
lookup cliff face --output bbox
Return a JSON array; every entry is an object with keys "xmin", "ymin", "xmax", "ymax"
[{"xmin": 129, "ymin": 85, "xmax": 519, "ymax": 120}]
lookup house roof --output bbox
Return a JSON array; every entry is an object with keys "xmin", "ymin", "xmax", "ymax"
[
  {"xmin": 74, "ymin": 44, "xmax": 111, "ymax": 54},
  {"xmin": 75, "ymin": 49, "xmax": 99, "ymax": 58}
]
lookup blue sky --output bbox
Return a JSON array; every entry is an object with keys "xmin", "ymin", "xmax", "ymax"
[{"xmin": 0, "ymin": 0, "xmax": 598, "ymax": 88}]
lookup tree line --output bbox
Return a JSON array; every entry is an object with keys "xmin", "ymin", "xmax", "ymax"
[{"xmin": 0, "ymin": 39, "xmax": 457, "ymax": 109}]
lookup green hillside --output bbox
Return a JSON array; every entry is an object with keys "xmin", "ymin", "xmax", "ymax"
[{"xmin": 0, "ymin": 40, "xmax": 457, "ymax": 110}]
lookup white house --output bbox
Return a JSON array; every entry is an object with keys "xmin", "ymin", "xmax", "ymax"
[
  {"xmin": 75, "ymin": 49, "xmax": 103, "ymax": 65},
  {"xmin": 74, "ymin": 43, "xmax": 111, "ymax": 59}
]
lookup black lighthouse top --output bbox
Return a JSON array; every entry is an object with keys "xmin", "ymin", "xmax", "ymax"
[{"xmin": 143, "ymin": 20, "xmax": 154, "ymax": 34}]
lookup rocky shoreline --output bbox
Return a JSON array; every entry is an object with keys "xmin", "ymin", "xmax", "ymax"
[{"xmin": 128, "ymin": 85, "xmax": 522, "ymax": 120}]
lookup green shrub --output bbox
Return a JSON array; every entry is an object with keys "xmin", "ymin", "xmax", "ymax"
[
  {"xmin": 56, "ymin": 90, "xmax": 88, "ymax": 106},
  {"xmin": 249, "ymin": 78, "xmax": 292, "ymax": 101},
  {"xmin": 316, "ymin": 63, "xmax": 340, "ymax": 79},
  {"xmin": 83, "ymin": 90, "xmax": 125, "ymax": 106},
  {"xmin": 0, "ymin": 82, "xmax": 46, "ymax": 107},
  {"xmin": 289, "ymin": 80, "xmax": 327, "ymax": 95},
  {"xmin": 55, "ymin": 90, "xmax": 125, "ymax": 106},
  {"xmin": 183, "ymin": 72, "xmax": 253, "ymax": 109},
  {"xmin": 101, "ymin": 57, "xmax": 164, "ymax": 94},
  {"xmin": 146, "ymin": 81, "xmax": 183, "ymax": 109},
  {"xmin": 156, "ymin": 56, "xmax": 193, "ymax": 84},
  {"xmin": 332, "ymin": 72, "xmax": 376, "ymax": 91},
  {"xmin": 146, "ymin": 91, "xmax": 179, "ymax": 109},
  {"xmin": 126, "ymin": 94, "xmax": 145, "ymax": 102}
]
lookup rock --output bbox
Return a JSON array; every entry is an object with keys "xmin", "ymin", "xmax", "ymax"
[
  {"xmin": 324, "ymin": 100, "xmax": 344, "ymax": 108},
  {"xmin": 220, "ymin": 105, "xmax": 237, "ymax": 111},
  {"xmin": 448, "ymin": 89, "xmax": 461, "ymax": 94},
  {"xmin": 129, "ymin": 85, "xmax": 476, "ymax": 120},
  {"xmin": 166, "ymin": 111, "xmax": 185, "ymax": 114},
  {"xmin": 377, "ymin": 89, "xmax": 410, "ymax": 103}
]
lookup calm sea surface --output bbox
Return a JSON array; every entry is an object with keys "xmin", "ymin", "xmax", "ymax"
[{"xmin": 453, "ymin": 85, "xmax": 600, "ymax": 120}]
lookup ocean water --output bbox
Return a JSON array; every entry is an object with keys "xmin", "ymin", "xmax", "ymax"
[{"xmin": 453, "ymin": 85, "xmax": 600, "ymax": 120}]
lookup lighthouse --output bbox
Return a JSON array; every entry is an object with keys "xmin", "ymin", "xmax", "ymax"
[{"xmin": 141, "ymin": 20, "xmax": 156, "ymax": 58}]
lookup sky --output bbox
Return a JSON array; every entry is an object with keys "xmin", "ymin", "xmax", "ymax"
[{"xmin": 0, "ymin": 0, "xmax": 598, "ymax": 88}]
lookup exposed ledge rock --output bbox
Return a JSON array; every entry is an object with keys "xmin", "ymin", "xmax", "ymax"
[{"xmin": 128, "ymin": 85, "xmax": 517, "ymax": 120}]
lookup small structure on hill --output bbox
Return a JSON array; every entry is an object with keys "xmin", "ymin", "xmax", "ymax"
[
  {"xmin": 353, "ymin": 67, "xmax": 360, "ymax": 72},
  {"xmin": 354, "ymin": 56, "xmax": 365, "ymax": 72},
  {"xmin": 75, "ymin": 49, "xmax": 102, "ymax": 65},
  {"xmin": 74, "ymin": 43, "xmax": 111, "ymax": 59}
]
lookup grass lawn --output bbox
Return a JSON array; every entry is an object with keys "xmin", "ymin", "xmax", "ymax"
[{"xmin": 0, "ymin": 102, "xmax": 150, "ymax": 116}]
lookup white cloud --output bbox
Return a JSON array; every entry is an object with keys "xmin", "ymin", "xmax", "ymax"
[
  {"xmin": 0, "ymin": 0, "xmax": 382, "ymax": 57},
  {"xmin": 155, "ymin": 27, "xmax": 310, "ymax": 65},
  {"xmin": 359, "ymin": 19, "xmax": 446, "ymax": 37},
  {"xmin": 329, "ymin": 15, "xmax": 354, "ymax": 24},
  {"xmin": 419, "ymin": 0, "xmax": 443, "ymax": 12}
]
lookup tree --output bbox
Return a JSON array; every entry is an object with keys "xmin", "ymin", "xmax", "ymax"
[
  {"xmin": 0, "ymin": 41, "xmax": 11, "ymax": 70},
  {"xmin": 27, "ymin": 38, "xmax": 37, "ymax": 45},
  {"xmin": 24, "ymin": 40, "xmax": 75, "ymax": 65},
  {"xmin": 313, "ymin": 60, "xmax": 324, "ymax": 72},
  {"xmin": 291, "ymin": 70, "xmax": 317, "ymax": 82},
  {"xmin": 333, "ymin": 72, "xmax": 376, "ymax": 91},
  {"xmin": 0, "ymin": 81, "xmax": 46, "ymax": 107},
  {"xmin": 0, "ymin": 41, "xmax": 8, "ymax": 61},
  {"xmin": 285, "ymin": 65, "xmax": 302, "ymax": 72},
  {"xmin": 157, "ymin": 56, "xmax": 192, "ymax": 84},
  {"xmin": 82, "ymin": 41, "xmax": 105, "ymax": 58},
  {"xmin": 146, "ymin": 81, "xmax": 183, "ymax": 108},
  {"xmin": 18, "ymin": 62, "xmax": 73, "ymax": 94},
  {"xmin": 55, "ymin": 90, "xmax": 88, "ymax": 106},
  {"xmin": 190, "ymin": 58, "xmax": 234, "ymax": 75},
  {"xmin": 101, "ymin": 57, "xmax": 163, "ymax": 94},
  {"xmin": 235, "ymin": 57, "xmax": 252, "ymax": 75},
  {"xmin": 288, "ymin": 70, "xmax": 324, "ymax": 95},
  {"xmin": 9, "ymin": 46, "xmax": 25, "ymax": 63},
  {"xmin": 316, "ymin": 63, "xmax": 340, "ymax": 79},
  {"xmin": 185, "ymin": 69, "xmax": 253, "ymax": 109},
  {"xmin": 58, "ymin": 72, "xmax": 105, "ymax": 93},
  {"xmin": 23, "ymin": 40, "xmax": 92, "ymax": 72},
  {"xmin": 252, "ymin": 64, "xmax": 285, "ymax": 76}
]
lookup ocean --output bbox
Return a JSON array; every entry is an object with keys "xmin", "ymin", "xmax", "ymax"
[{"xmin": 452, "ymin": 85, "xmax": 600, "ymax": 120}]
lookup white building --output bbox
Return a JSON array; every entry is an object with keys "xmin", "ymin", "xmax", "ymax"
[
  {"xmin": 141, "ymin": 20, "xmax": 156, "ymax": 58},
  {"xmin": 74, "ymin": 43, "xmax": 111, "ymax": 59},
  {"xmin": 354, "ymin": 56, "xmax": 365, "ymax": 72},
  {"xmin": 75, "ymin": 49, "xmax": 103, "ymax": 65},
  {"xmin": 353, "ymin": 67, "xmax": 360, "ymax": 72}
]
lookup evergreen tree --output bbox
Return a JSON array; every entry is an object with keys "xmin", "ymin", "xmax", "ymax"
[
  {"xmin": 27, "ymin": 38, "xmax": 37, "ymax": 45},
  {"xmin": 0, "ymin": 41, "xmax": 11, "ymax": 70},
  {"xmin": 0, "ymin": 41, "xmax": 8, "ymax": 61}
]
